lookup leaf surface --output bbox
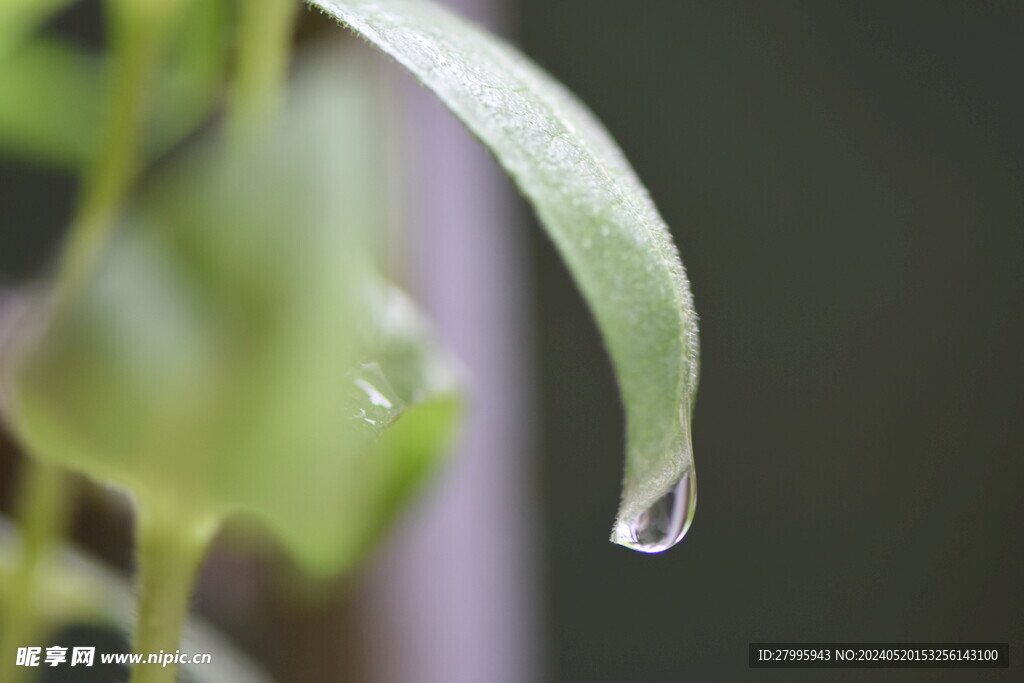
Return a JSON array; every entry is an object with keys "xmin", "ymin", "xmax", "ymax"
[{"xmin": 0, "ymin": 39, "xmax": 102, "ymax": 167}]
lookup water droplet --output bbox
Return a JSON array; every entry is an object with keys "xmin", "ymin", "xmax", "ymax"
[
  {"xmin": 354, "ymin": 376, "xmax": 393, "ymax": 409},
  {"xmin": 612, "ymin": 469, "xmax": 696, "ymax": 553},
  {"xmin": 347, "ymin": 362, "xmax": 402, "ymax": 428}
]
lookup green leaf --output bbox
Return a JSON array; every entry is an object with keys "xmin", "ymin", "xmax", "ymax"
[
  {"xmin": 0, "ymin": 2, "xmax": 228, "ymax": 170},
  {"xmin": 0, "ymin": 0, "xmax": 74, "ymax": 58},
  {"xmin": 1, "ymin": 49, "xmax": 462, "ymax": 576},
  {"xmin": 151, "ymin": 0, "xmax": 231, "ymax": 155},
  {"xmin": 310, "ymin": 0, "xmax": 700, "ymax": 551},
  {"xmin": 0, "ymin": 38, "xmax": 103, "ymax": 168}
]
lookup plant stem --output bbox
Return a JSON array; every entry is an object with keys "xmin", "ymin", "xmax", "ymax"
[
  {"xmin": 228, "ymin": 0, "xmax": 298, "ymax": 141},
  {"xmin": 128, "ymin": 503, "xmax": 218, "ymax": 683},
  {"xmin": 0, "ymin": 461, "xmax": 72, "ymax": 683},
  {"xmin": 54, "ymin": 0, "xmax": 183, "ymax": 302}
]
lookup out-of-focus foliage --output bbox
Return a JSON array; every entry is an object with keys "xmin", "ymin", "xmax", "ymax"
[
  {"xmin": 1, "ymin": 51, "xmax": 462, "ymax": 576},
  {"xmin": 0, "ymin": 38, "xmax": 102, "ymax": 168},
  {"xmin": 0, "ymin": 519, "xmax": 273, "ymax": 683},
  {"xmin": 0, "ymin": 0, "xmax": 74, "ymax": 58},
  {"xmin": 0, "ymin": 2, "xmax": 228, "ymax": 170},
  {"xmin": 150, "ymin": 0, "xmax": 232, "ymax": 158}
]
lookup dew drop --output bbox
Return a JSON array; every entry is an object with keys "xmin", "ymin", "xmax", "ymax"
[
  {"xmin": 347, "ymin": 362, "xmax": 402, "ymax": 427},
  {"xmin": 612, "ymin": 469, "xmax": 696, "ymax": 553},
  {"xmin": 354, "ymin": 376, "xmax": 394, "ymax": 409}
]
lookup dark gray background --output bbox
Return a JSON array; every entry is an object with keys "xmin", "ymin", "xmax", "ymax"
[{"xmin": 519, "ymin": 1, "xmax": 1022, "ymax": 681}]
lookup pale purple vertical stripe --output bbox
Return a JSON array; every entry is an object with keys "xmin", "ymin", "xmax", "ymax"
[{"xmin": 361, "ymin": 1, "xmax": 541, "ymax": 683}]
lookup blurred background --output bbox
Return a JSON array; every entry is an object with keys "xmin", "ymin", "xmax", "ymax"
[{"xmin": 2, "ymin": 1, "xmax": 1022, "ymax": 681}]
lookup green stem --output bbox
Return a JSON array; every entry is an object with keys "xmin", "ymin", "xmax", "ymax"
[
  {"xmin": 228, "ymin": 0, "xmax": 298, "ymax": 141},
  {"xmin": 128, "ymin": 503, "xmax": 218, "ymax": 683},
  {"xmin": 0, "ymin": 461, "xmax": 72, "ymax": 683},
  {"xmin": 54, "ymin": 0, "xmax": 183, "ymax": 301}
]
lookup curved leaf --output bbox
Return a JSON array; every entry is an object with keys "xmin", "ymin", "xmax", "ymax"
[{"xmin": 311, "ymin": 0, "xmax": 700, "ymax": 550}]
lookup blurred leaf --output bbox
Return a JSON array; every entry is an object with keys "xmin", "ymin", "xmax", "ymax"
[
  {"xmin": 315, "ymin": 282, "xmax": 462, "ymax": 570},
  {"xmin": 151, "ymin": 0, "xmax": 231, "ymax": 153},
  {"xmin": 0, "ymin": 38, "xmax": 103, "ymax": 168},
  {"xmin": 0, "ymin": 0, "xmax": 74, "ymax": 58},
  {"xmin": 0, "ymin": 517, "xmax": 275, "ymax": 683},
  {"xmin": 312, "ymin": 0, "xmax": 700, "ymax": 547},
  {"xmin": 0, "ymin": 2, "xmax": 228, "ymax": 169},
  {"xmin": 2, "ymin": 49, "xmax": 463, "ymax": 576}
]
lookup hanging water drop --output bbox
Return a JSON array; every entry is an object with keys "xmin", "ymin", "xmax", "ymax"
[{"xmin": 611, "ymin": 469, "xmax": 696, "ymax": 553}]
